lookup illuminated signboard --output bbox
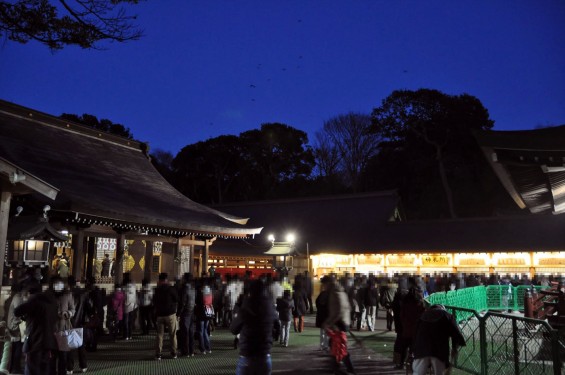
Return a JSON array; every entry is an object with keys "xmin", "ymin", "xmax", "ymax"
[
  {"xmin": 356, "ymin": 254, "xmax": 384, "ymax": 266},
  {"xmin": 533, "ymin": 252, "xmax": 565, "ymax": 266},
  {"xmin": 421, "ymin": 254, "xmax": 452, "ymax": 267},
  {"xmin": 455, "ymin": 253, "xmax": 489, "ymax": 267},
  {"xmin": 386, "ymin": 254, "xmax": 416, "ymax": 267},
  {"xmin": 492, "ymin": 252, "xmax": 530, "ymax": 267}
]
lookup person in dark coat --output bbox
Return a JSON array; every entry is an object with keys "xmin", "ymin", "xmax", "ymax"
[
  {"xmin": 292, "ymin": 283, "xmax": 308, "ymax": 333},
  {"xmin": 14, "ymin": 280, "xmax": 59, "ymax": 375},
  {"xmin": 315, "ymin": 275, "xmax": 330, "ymax": 351},
  {"xmin": 84, "ymin": 276, "xmax": 106, "ymax": 352},
  {"xmin": 361, "ymin": 278, "xmax": 379, "ymax": 331},
  {"xmin": 177, "ymin": 273, "xmax": 196, "ymax": 357},
  {"xmin": 396, "ymin": 280, "xmax": 425, "ymax": 370},
  {"xmin": 67, "ymin": 276, "xmax": 88, "ymax": 373},
  {"xmin": 303, "ymin": 271, "xmax": 314, "ymax": 314},
  {"xmin": 101, "ymin": 254, "xmax": 110, "ymax": 277},
  {"xmin": 230, "ymin": 279, "xmax": 280, "ymax": 375},
  {"xmin": 152, "ymin": 272, "xmax": 179, "ymax": 360},
  {"xmin": 276, "ymin": 289, "xmax": 294, "ymax": 347},
  {"xmin": 412, "ymin": 305, "xmax": 466, "ymax": 375}
]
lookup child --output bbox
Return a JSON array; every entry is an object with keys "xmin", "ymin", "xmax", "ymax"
[{"xmin": 276, "ymin": 289, "xmax": 294, "ymax": 347}]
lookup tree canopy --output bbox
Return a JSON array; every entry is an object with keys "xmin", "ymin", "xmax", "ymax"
[
  {"xmin": 313, "ymin": 112, "xmax": 380, "ymax": 192},
  {"xmin": 0, "ymin": 0, "xmax": 143, "ymax": 50},
  {"xmin": 369, "ymin": 89, "xmax": 505, "ymax": 219},
  {"xmin": 171, "ymin": 123, "xmax": 315, "ymax": 204},
  {"xmin": 60, "ymin": 113, "xmax": 134, "ymax": 138}
]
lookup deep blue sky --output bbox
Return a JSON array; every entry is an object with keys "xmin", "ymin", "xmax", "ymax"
[{"xmin": 2, "ymin": 1, "xmax": 565, "ymax": 154}]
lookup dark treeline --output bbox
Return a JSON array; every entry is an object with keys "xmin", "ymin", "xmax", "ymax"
[{"xmin": 63, "ymin": 88, "xmax": 525, "ymax": 220}]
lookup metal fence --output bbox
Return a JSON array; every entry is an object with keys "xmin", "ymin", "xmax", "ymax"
[
  {"xmin": 427, "ymin": 285, "xmax": 549, "ymax": 313},
  {"xmin": 425, "ymin": 286, "xmax": 564, "ymax": 375},
  {"xmin": 436, "ymin": 306, "xmax": 564, "ymax": 375}
]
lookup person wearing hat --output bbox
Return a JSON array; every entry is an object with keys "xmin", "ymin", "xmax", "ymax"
[{"xmin": 152, "ymin": 273, "xmax": 179, "ymax": 360}]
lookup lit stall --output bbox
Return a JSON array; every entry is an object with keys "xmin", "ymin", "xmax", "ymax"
[
  {"xmin": 384, "ymin": 253, "xmax": 418, "ymax": 275},
  {"xmin": 419, "ymin": 253, "xmax": 453, "ymax": 276},
  {"xmin": 491, "ymin": 252, "xmax": 531, "ymax": 278},
  {"xmin": 454, "ymin": 253, "xmax": 491, "ymax": 275},
  {"xmin": 354, "ymin": 254, "xmax": 385, "ymax": 275},
  {"xmin": 532, "ymin": 252, "xmax": 565, "ymax": 276},
  {"xmin": 311, "ymin": 254, "xmax": 355, "ymax": 277}
]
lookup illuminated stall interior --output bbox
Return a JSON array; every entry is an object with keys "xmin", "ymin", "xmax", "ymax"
[{"xmin": 215, "ymin": 189, "xmax": 565, "ymax": 279}]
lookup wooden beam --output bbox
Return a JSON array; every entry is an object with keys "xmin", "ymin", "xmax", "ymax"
[{"xmin": 0, "ymin": 190, "xmax": 12, "ymax": 286}]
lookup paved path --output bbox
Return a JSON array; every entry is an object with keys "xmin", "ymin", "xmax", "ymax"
[{"xmin": 62, "ymin": 314, "xmax": 405, "ymax": 375}]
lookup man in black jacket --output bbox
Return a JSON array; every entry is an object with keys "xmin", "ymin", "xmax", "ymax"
[
  {"xmin": 152, "ymin": 272, "xmax": 179, "ymax": 360},
  {"xmin": 230, "ymin": 279, "xmax": 280, "ymax": 375},
  {"xmin": 411, "ymin": 304, "xmax": 466, "ymax": 375},
  {"xmin": 177, "ymin": 273, "xmax": 196, "ymax": 357},
  {"xmin": 14, "ymin": 280, "xmax": 58, "ymax": 375}
]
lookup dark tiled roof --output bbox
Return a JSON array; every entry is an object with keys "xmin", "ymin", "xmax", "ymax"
[
  {"xmin": 212, "ymin": 191, "xmax": 401, "ymax": 254},
  {"xmin": 379, "ymin": 214, "xmax": 565, "ymax": 252},
  {"xmin": 213, "ymin": 192, "xmax": 565, "ymax": 255},
  {"xmin": 0, "ymin": 100, "xmax": 261, "ymax": 238}
]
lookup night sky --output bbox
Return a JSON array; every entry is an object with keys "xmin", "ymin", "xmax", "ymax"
[{"xmin": 1, "ymin": 1, "xmax": 564, "ymax": 154}]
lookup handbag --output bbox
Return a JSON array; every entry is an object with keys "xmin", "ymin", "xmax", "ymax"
[
  {"xmin": 204, "ymin": 304, "xmax": 215, "ymax": 319},
  {"xmin": 54, "ymin": 327, "xmax": 84, "ymax": 351}
]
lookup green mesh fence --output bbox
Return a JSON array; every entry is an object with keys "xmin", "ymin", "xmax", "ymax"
[
  {"xmin": 428, "ymin": 285, "xmax": 549, "ymax": 312},
  {"xmin": 426, "ymin": 286, "xmax": 563, "ymax": 375}
]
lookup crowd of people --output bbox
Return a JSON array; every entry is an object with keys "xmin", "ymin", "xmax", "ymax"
[{"xmin": 4, "ymin": 267, "xmax": 562, "ymax": 375}]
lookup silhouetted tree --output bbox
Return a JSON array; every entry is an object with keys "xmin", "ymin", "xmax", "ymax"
[
  {"xmin": 150, "ymin": 148, "xmax": 175, "ymax": 184},
  {"xmin": 238, "ymin": 123, "xmax": 315, "ymax": 200},
  {"xmin": 370, "ymin": 89, "xmax": 495, "ymax": 219},
  {"xmin": 172, "ymin": 135, "xmax": 244, "ymax": 204},
  {"xmin": 170, "ymin": 123, "xmax": 315, "ymax": 203},
  {"xmin": 314, "ymin": 113, "xmax": 380, "ymax": 192},
  {"xmin": 59, "ymin": 113, "xmax": 133, "ymax": 138},
  {"xmin": 0, "ymin": 0, "xmax": 143, "ymax": 50}
]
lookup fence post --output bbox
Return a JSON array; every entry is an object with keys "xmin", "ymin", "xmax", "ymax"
[
  {"xmin": 512, "ymin": 319, "xmax": 520, "ymax": 375},
  {"xmin": 551, "ymin": 329, "xmax": 562, "ymax": 375},
  {"xmin": 480, "ymin": 314, "xmax": 488, "ymax": 375}
]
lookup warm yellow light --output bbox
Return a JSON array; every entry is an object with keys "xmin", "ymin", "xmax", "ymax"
[{"xmin": 286, "ymin": 233, "xmax": 295, "ymax": 243}]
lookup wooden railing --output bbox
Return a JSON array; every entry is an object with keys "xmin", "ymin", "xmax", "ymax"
[{"xmin": 524, "ymin": 281, "xmax": 565, "ymax": 329}]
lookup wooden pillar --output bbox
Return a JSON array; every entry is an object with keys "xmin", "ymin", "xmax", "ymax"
[
  {"xmin": 114, "ymin": 233, "xmax": 125, "ymax": 285},
  {"xmin": 0, "ymin": 190, "xmax": 12, "ymax": 286},
  {"xmin": 144, "ymin": 240, "xmax": 153, "ymax": 282},
  {"xmin": 202, "ymin": 237, "xmax": 216, "ymax": 277},
  {"xmin": 85, "ymin": 235, "xmax": 95, "ymax": 279},
  {"xmin": 188, "ymin": 235, "xmax": 195, "ymax": 276},
  {"xmin": 203, "ymin": 240, "xmax": 209, "ymax": 277},
  {"xmin": 71, "ymin": 229, "xmax": 85, "ymax": 280},
  {"xmin": 175, "ymin": 239, "xmax": 182, "ymax": 280}
]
